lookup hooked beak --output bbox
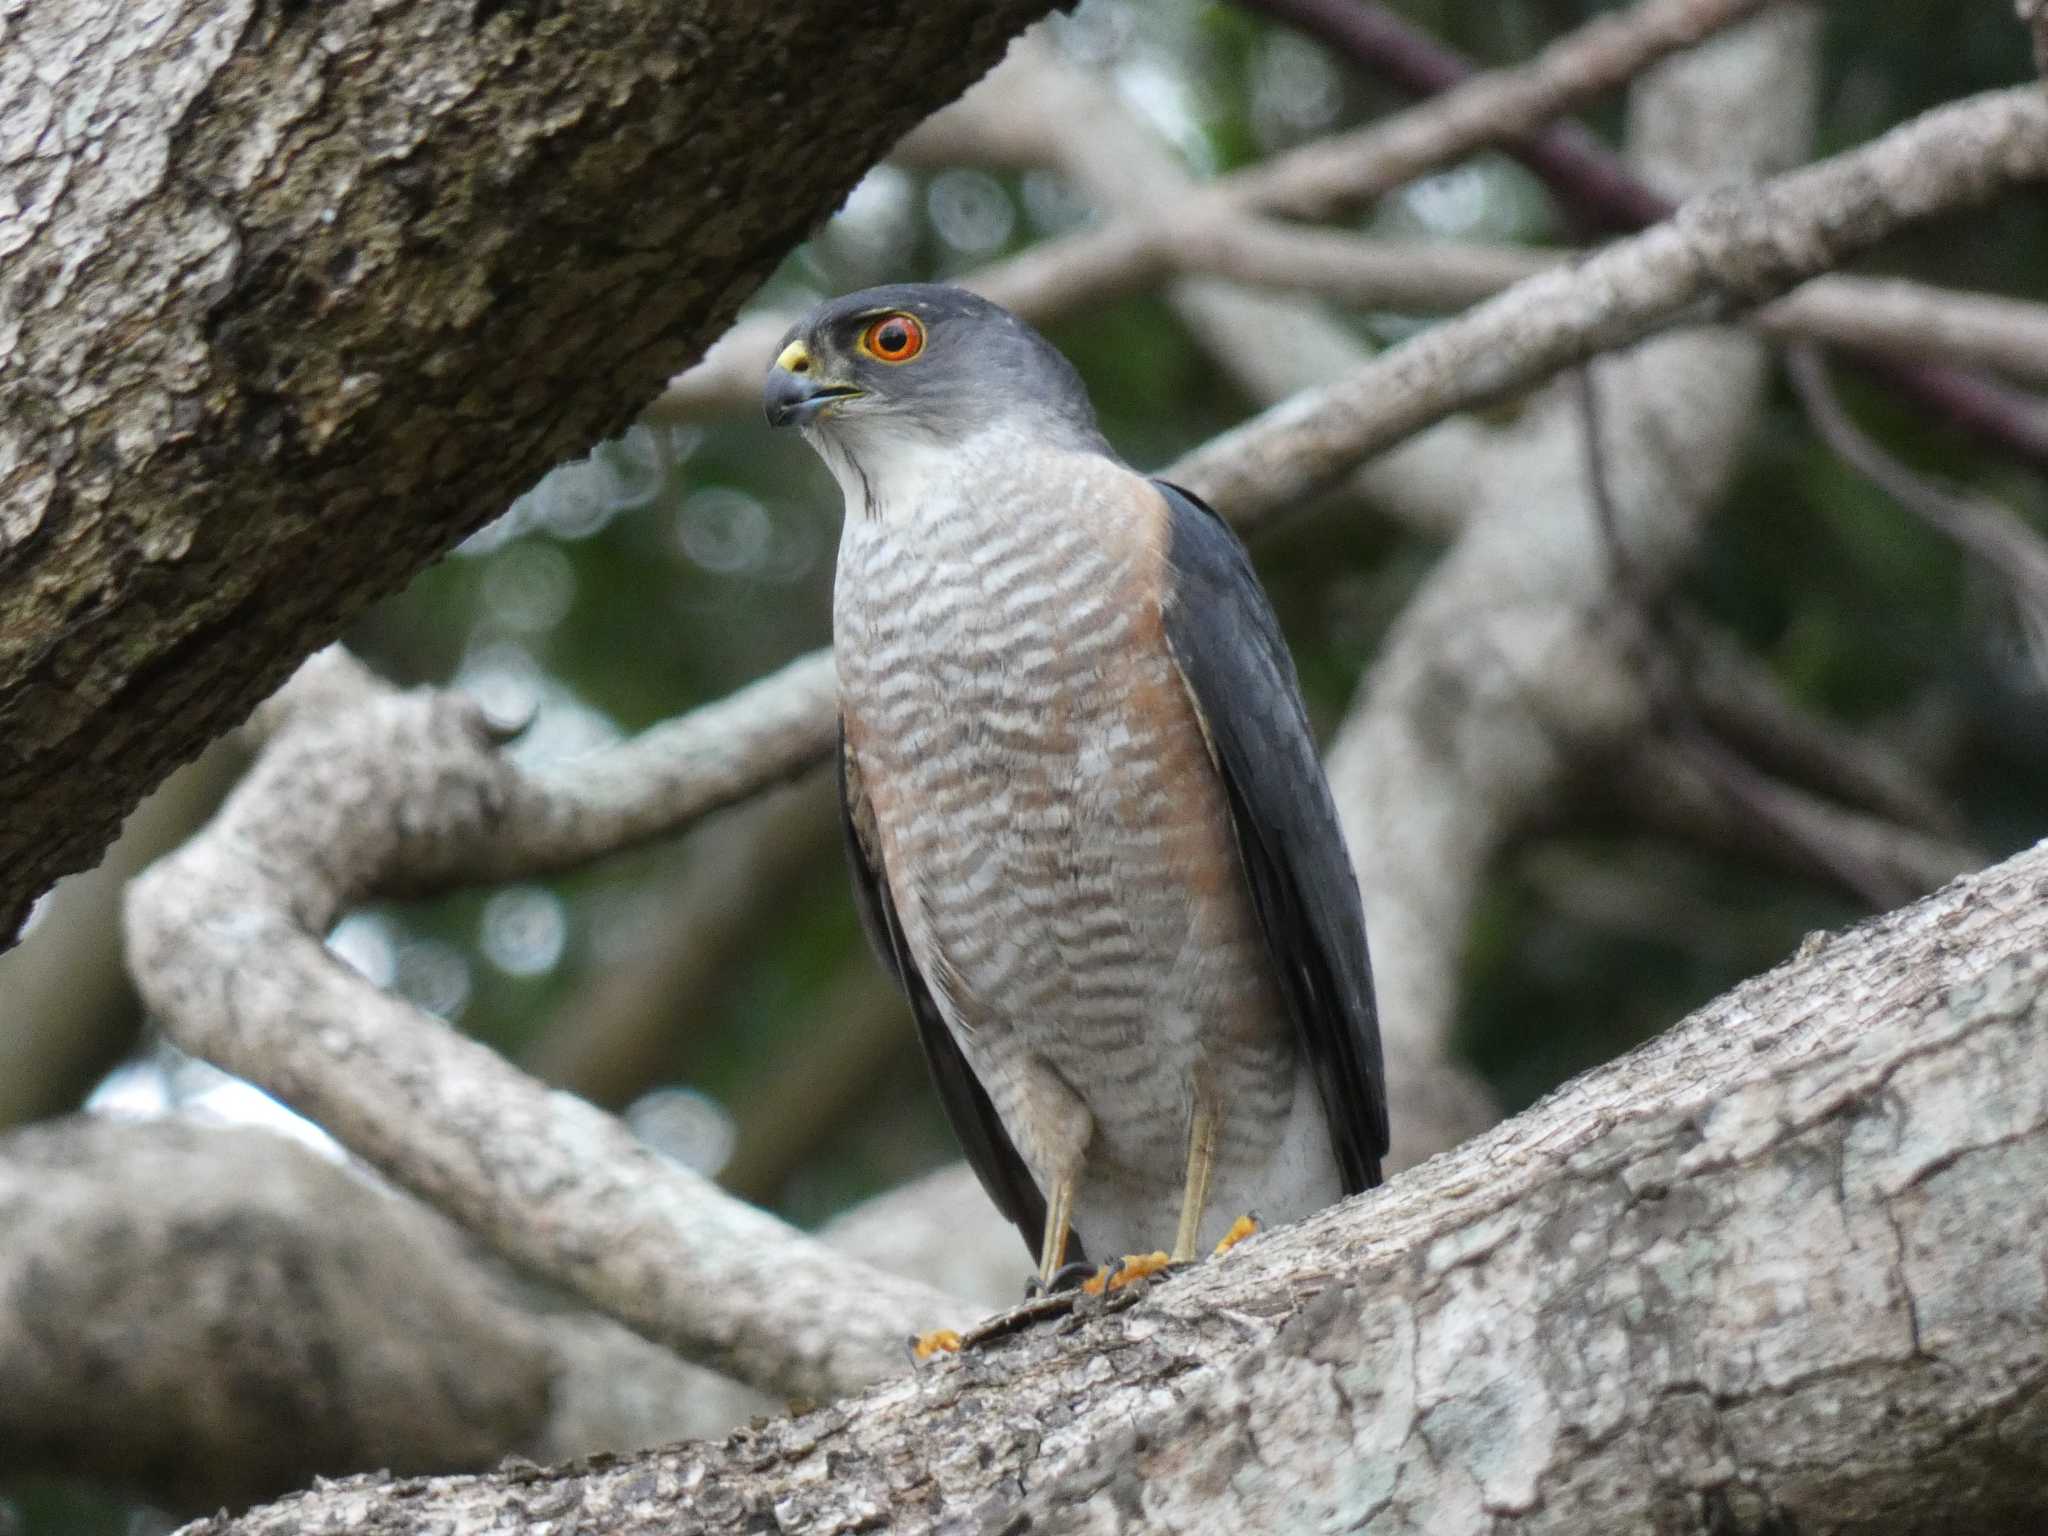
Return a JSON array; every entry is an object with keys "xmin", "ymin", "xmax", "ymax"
[
  {"xmin": 764, "ymin": 340, "xmax": 860, "ymax": 428},
  {"xmin": 764, "ymin": 369, "xmax": 860, "ymax": 428}
]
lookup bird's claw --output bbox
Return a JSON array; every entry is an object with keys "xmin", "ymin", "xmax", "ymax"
[
  {"xmin": 908, "ymin": 1328, "xmax": 963, "ymax": 1363},
  {"xmin": 1025, "ymin": 1258, "xmax": 1099, "ymax": 1299},
  {"xmin": 1079, "ymin": 1250, "xmax": 1173, "ymax": 1296},
  {"xmin": 1213, "ymin": 1212, "xmax": 1260, "ymax": 1257}
]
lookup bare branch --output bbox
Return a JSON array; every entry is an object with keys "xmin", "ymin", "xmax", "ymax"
[
  {"xmin": 1614, "ymin": 736, "xmax": 1982, "ymax": 908},
  {"xmin": 653, "ymin": 0, "xmax": 1769, "ymax": 428},
  {"xmin": 1760, "ymin": 277, "xmax": 2048, "ymax": 389},
  {"xmin": 1256, "ymin": 0, "xmax": 2048, "ymax": 470},
  {"xmin": 186, "ymin": 838, "xmax": 2048, "ymax": 1535},
  {"xmin": 1788, "ymin": 343, "xmax": 2048, "ymax": 683},
  {"xmin": 0, "ymin": 1117, "xmax": 759, "ymax": 1515},
  {"xmin": 1175, "ymin": 85, "xmax": 2048, "ymax": 530},
  {"xmin": 125, "ymin": 661, "xmax": 966, "ymax": 1405},
  {"xmin": 1674, "ymin": 616, "xmax": 1962, "ymax": 836},
  {"xmin": 1229, "ymin": 0, "xmax": 1772, "ymax": 223}
]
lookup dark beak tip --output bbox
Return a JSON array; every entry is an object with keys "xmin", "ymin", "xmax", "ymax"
[
  {"xmin": 763, "ymin": 370, "xmax": 805, "ymax": 429},
  {"xmin": 763, "ymin": 370, "xmax": 857, "ymax": 429}
]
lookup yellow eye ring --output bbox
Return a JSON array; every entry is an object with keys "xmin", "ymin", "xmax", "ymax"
[{"xmin": 860, "ymin": 313, "xmax": 925, "ymax": 363}]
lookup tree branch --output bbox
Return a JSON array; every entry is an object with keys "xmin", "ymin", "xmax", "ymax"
[
  {"xmin": 1322, "ymin": 3, "xmax": 1812, "ymax": 1147},
  {"xmin": 1229, "ymin": 0, "xmax": 1771, "ymax": 223},
  {"xmin": 652, "ymin": 0, "xmax": 1771, "ymax": 426},
  {"xmin": 1788, "ymin": 343, "xmax": 2048, "ymax": 685},
  {"xmin": 184, "ymin": 836, "xmax": 2048, "ymax": 1534},
  {"xmin": 0, "ymin": 0, "xmax": 1057, "ymax": 948},
  {"xmin": 1613, "ymin": 735, "xmax": 1981, "ymax": 909},
  {"xmin": 0, "ymin": 1116, "xmax": 767, "ymax": 1516},
  {"xmin": 124, "ymin": 654, "xmax": 967, "ymax": 1406},
  {"xmin": 1174, "ymin": 84, "xmax": 2048, "ymax": 528},
  {"xmin": 1252, "ymin": 0, "xmax": 2048, "ymax": 470},
  {"xmin": 0, "ymin": 1124, "xmax": 1074, "ymax": 1514},
  {"xmin": 657, "ymin": 233, "xmax": 2048, "ymax": 421},
  {"xmin": 1672, "ymin": 614, "xmax": 1961, "ymax": 837}
]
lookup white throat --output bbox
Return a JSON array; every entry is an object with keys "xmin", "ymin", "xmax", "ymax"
[{"xmin": 806, "ymin": 420, "xmax": 1024, "ymax": 529}]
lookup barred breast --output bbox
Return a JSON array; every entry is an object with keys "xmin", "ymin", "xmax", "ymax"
[{"xmin": 834, "ymin": 435, "xmax": 1337, "ymax": 1257}]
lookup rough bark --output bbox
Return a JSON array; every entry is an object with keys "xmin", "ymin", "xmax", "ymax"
[
  {"xmin": 0, "ymin": 0, "xmax": 1055, "ymax": 946},
  {"xmin": 183, "ymin": 837, "xmax": 2048, "ymax": 1535}
]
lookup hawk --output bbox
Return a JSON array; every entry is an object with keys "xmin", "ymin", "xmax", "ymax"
[{"xmin": 766, "ymin": 284, "xmax": 1386, "ymax": 1287}]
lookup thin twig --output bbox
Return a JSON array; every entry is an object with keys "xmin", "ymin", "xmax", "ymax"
[
  {"xmin": 1171, "ymin": 86, "xmax": 2048, "ymax": 531},
  {"xmin": 1240, "ymin": 0, "xmax": 2048, "ymax": 470},
  {"xmin": 1788, "ymin": 343, "xmax": 2048, "ymax": 686},
  {"xmin": 1576, "ymin": 364, "xmax": 1969, "ymax": 910},
  {"xmin": 1234, "ymin": 0, "xmax": 1685, "ymax": 230}
]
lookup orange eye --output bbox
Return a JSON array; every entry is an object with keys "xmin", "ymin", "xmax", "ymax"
[{"xmin": 861, "ymin": 313, "xmax": 925, "ymax": 363}]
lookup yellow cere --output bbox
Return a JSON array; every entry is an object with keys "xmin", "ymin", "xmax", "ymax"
[{"xmin": 774, "ymin": 340, "xmax": 811, "ymax": 373}]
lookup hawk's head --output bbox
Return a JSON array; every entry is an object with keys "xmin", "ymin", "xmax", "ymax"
[{"xmin": 763, "ymin": 284, "xmax": 1104, "ymax": 453}]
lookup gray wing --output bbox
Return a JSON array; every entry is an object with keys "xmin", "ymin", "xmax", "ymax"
[
  {"xmin": 836, "ymin": 723, "xmax": 1058, "ymax": 1262},
  {"xmin": 1154, "ymin": 479, "xmax": 1389, "ymax": 1191}
]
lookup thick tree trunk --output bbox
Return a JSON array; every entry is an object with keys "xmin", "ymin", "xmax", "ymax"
[
  {"xmin": 185, "ymin": 837, "xmax": 2048, "ymax": 1535},
  {"xmin": 0, "ymin": 0, "xmax": 1052, "ymax": 943}
]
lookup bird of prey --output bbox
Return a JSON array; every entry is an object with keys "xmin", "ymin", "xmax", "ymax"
[{"xmin": 765, "ymin": 284, "xmax": 1386, "ymax": 1287}]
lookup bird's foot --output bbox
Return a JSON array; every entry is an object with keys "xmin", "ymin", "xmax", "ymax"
[
  {"xmin": 1024, "ymin": 1259, "xmax": 1099, "ymax": 1299},
  {"xmin": 1212, "ymin": 1213, "xmax": 1260, "ymax": 1257},
  {"xmin": 909, "ymin": 1328, "xmax": 964, "ymax": 1362},
  {"xmin": 1080, "ymin": 1250, "xmax": 1172, "ymax": 1296}
]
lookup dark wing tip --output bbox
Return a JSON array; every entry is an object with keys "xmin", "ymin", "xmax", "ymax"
[{"xmin": 1152, "ymin": 480, "xmax": 1390, "ymax": 1190}]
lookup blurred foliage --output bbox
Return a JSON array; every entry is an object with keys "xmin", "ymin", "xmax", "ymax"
[{"xmin": 8, "ymin": 1, "xmax": 2047, "ymax": 1526}]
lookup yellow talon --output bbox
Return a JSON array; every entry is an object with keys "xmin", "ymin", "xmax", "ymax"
[
  {"xmin": 1213, "ymin": 1214, "xmax": 1260, "ymax": 1257},
  {"xmin": 911, "ymin": 1329, "xmax": 963, "ymax": 1360},
  {"xmin": 1081, "ymin": 1251, "xmax": 1172, "ymax": 1295}
]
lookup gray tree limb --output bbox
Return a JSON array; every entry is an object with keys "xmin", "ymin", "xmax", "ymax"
[
  {"xmin": 1323, "ymin": 7, "xmax": 1814, "ymax": 1122},
  {"xmin": 0, "ymin": 1116, "xmax": 764, "ymax": 1516},
  {"xmin": 0, "ymin": 746, "xmax": 238, "ymax": 1128},
  {"xmin": 0, "ymin": 1122, "xmax": 1054, "ymax": 1517},
  {"xmin": 182, "ymin": 836, "xmax": 2048, "ymax": 1534},
  {"xmin": 125, "ymin": 651, "xmax": 968, "ymax": 1408},
  {"xmin": 0, "ymin": 0, "xmax": 1055, "ymax": 947},
  {"xmin": 1172, "ymin": 82, "xmax": 2048, "ymax": 527}
]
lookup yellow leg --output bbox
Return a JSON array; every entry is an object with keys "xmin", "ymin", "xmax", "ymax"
[
  {"xmin": 1038, "ymin": 1170, "xmax": 1078, "ymax": 1289},
  {"xmin": 1172, "ymin": 1091, "xmax": 1219, "ymax": 1264}
]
